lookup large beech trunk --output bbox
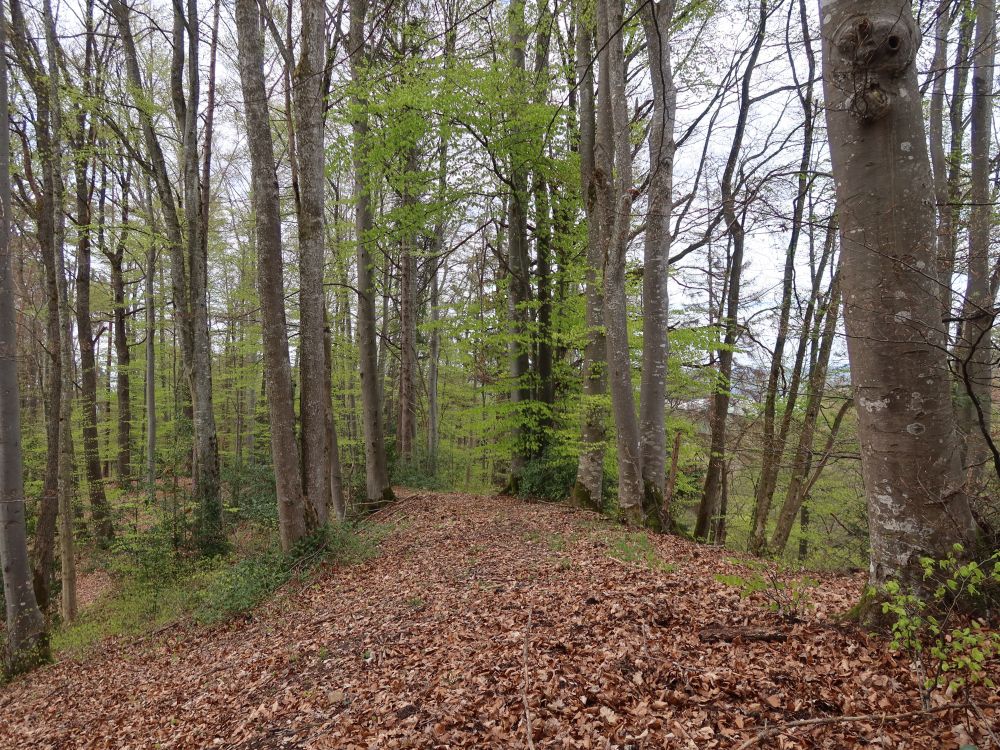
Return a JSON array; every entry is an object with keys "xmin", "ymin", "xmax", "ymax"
[
  {"xmin": 819, "ymin": 0, "xmax": 978, "ymax": 593},
  {"xmin": 638, "ymin": 0, "xmax": 676, "ymax": 525}
]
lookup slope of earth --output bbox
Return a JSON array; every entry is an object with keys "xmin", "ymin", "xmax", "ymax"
[{"xmin": 1, "ymin": 490, "xmax": 996, "ymax": 749}]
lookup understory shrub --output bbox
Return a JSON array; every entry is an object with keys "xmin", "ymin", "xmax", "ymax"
[{"xmin": 881, "ymin": 545, "xmax": 1000, "ymax": 709}]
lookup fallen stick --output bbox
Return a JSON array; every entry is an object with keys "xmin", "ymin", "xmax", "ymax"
[{"xmin": 733, "ymin": 702, "xmax": 968, "ymax": 750}]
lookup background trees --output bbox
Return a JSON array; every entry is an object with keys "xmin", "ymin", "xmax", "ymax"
[{"xmin": 0, "ymin": 0, "xmax": 998, "ymax": 669}]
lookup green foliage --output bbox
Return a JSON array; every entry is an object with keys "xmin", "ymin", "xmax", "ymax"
[
  {"xmin": 715, "ymin": 559, "xmax": 819, "ymax": 620},
  {"xmin": 193, "ymin": 522, "xmax": 385, "ymax": 624},
  {"xmin": 223, "ymin": 461, "xmax": 279, "ymax": 524},
  {"xmin": 607, "ymin": 532, "xmax": 676, "ymax": 573},
  {"xmin": 516, "ymin": 447, "xmax": 614, "ymax": 504},
  {"xmin": 880, "ymin": 545, "xmax": 1000, "ymax": 707}
]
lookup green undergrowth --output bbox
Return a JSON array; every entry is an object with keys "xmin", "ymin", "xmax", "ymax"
[{"xmin": 52, "ymin": 521, "xmax": 390, "ymax": 658}]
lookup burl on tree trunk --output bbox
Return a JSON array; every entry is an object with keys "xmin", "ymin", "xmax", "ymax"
[{"xmin": 819, "ymin": 0, "xmax": 979, "ymax": 599}]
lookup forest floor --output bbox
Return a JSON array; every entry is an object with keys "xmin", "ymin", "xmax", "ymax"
[{"xmin": 1, "ymin": 490, "xmax": 997, "ymax": 749}]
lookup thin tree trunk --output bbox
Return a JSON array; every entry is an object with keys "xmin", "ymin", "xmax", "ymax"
[
  {"xmin": 398, "ymin": 143, "xmax": 419, "ymax": 464},
  {"xmin": 144, "ymin": 185, "xmax": 157, "ymax": 506},
  {"xmin": 350, "ymin": 0, "xmax": 392, "ymax": 506},
  {"xmin": 571, "ymin": 3, "xmax": 607, "ymax": 511},
  {"xmin": 770, "ymin": 273, "xmax": 841, "ymax": 553},
  {"xmin": 695, "ymin": 0, "xmax": 767, "ymax": 542},
  {"xmin": 72, "ymin": 22, "xmax": 113, "ymax": 544},
  {"xmin": 507, "ymin": 0, "xmax": 533, "ymax": 483},
  {"xmin": 954, "ymin": 0, "xmax": 995, "ymax": 485},
  {"xmin": 748, "ymin": 0, "xmax": 815, "ymax": 554}
]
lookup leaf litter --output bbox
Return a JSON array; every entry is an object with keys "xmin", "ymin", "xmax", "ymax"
[{"xmin": 1, "ymin": 490, "xmax": 996, "ymax": 748}]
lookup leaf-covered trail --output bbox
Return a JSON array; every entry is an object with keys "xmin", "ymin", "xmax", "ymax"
[{"xmin": 2, "ymin": 491, "xmax": 996, "ymax": 749}]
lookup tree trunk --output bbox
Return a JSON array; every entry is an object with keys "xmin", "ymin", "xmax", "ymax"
[
  {"xmin": 350, "ymin": 0, "xmax": 393, "ymax": 507},
  {"xmin": 820, "ymin": 0, "xmax": 978, "ymax": 595},
  {"xmin": 398, "ymin": 144, "xmax": 419, "ymax": 464},
  {"xmin": 954, "ymin": 0, "xmax": 995, "ymax": 486},
  {"xmin": 234, "ymin": 0, "xmax": 309, "ymax": 551},
  {"xmin": 507, "ymin": 0, "xmax": 533, "ymax": 483},
  {"xmin": 107, "ymin": 168, "xmax": 132, "ymax": 490},
  {"xmin": 770, "ymin": 273, "xmax": 841, "ymax": 553},
  {"xmin": 0, "ymin": 6, "xmax": 48, "ymax": 671},
  {"xmin": 638, "ymin": 0, "xmax": 676, "ymax": 526},
  {"xmin": 295, "ymin": 0, "xmax": 332, "ymax": 526},
  {"xmin": 749, "ymin": 0, "xmax": 815, "ymax": 554},
  {"xmin": 571, "ymin": 4, "xmax": 607, "ymax": 511},
  {"xmin": 597, "ymin": 0, "xmax": 642, "ymax": 524},
  {"xmin": 695, "ymin": 0, "xmax": 766, "ymax": 542},
  {"xmin": 73, "ymin": 45, "xmax": 114, "ymax": 544},
  {"xmin": 144, "ymin": 184, "xmax": 157, "ymax": 506}
]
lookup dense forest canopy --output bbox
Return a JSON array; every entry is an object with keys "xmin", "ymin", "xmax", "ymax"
[{"xmin": 0, "ymin": 0, "xmax": 997, "ymax": 712}]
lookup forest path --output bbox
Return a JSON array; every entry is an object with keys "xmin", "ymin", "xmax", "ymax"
[{"xmin": 1, "ymin": 490, "xmax": 996, "ymax": 748}]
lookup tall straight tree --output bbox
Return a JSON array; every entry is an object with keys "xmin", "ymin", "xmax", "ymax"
[
  {"xmin": 954, "ymin": 0, "xmax": 996, "ymax": 485},
  {"xmin": 235, "ymin": 0, "xmax": 309, "ymax": 550},
  {"xmin": 294, "ymin": 0, "xmax": 336, "ymax": 524},
  {"xmin": 0, "ymin": 0, "xmax": 48, "ymax": 672},
  {"xmin": 820, "ymin": 0, "xmax": 978, "ymax": 596},
  {"xmin": 571, "ymin": 0, "xmax": 608, "ymax": 511},
  {"xmin": 350, "ymin": 0, "xmax": 393, "ymax": 506},
  {"xmin": 506, "ymin": 0, "xmax": 533, "ymax": 482},
  {"xmin": 596, "ymin": 0, "xmax": 642, "ymax": 523},
  {"xmin": 638, "ymin": 0, "xmax": 676, "ymax": 524}
]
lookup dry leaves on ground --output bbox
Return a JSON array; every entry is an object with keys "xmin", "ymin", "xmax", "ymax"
[{"xmin": 1, "ymin": 490, "xmax": 997, "ymax": 749}]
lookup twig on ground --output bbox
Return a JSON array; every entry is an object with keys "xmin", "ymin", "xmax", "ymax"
[
  {"xmin": 969, "ymin": 699, "xmax": 1000, "ymax": 749},
  {"xmin": 734, "ymin": 702, "xmax": 968, "ymax": 750},
  {"xmin": 522, "ymin": 611, "xmax": 535, "ymax": 750}
]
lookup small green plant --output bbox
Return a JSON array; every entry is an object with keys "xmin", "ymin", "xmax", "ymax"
[
  {"xmin": 608, "ymin": 532, "xmax": 676, "ymax": 573},
  {"xmin": 715, "ymin": 560, "xmax": 818, "ymax": 620},
  {"xmin": 881, "ymin": 545, "xmax": 1000, "ymax": 709}
]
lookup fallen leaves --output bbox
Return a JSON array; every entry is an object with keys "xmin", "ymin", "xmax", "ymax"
[{"xmin": 0, "ymin": 490, "xmax": 996, "ymax": 749}]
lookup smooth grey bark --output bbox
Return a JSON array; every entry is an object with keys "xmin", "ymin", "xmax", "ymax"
[
  {"xmin": 597, "ymin": 0, "xmax": 642, "ymax": 523},
  {"xmin": 234, "ymin": 0, "xmax": 309, "ymax": 551},
  {"xmin": 954, "ymin": 0, "xmax": 995, "ymax": 485},
  {"xmin": 820, "ymin": 0, "xmax": 978, "ymax": 594},
  {"xmin": 350, "ymin": 0, "xmax": 392, "ymax": 506},
  {"xmin": 294, "ymin": 0, "xmax": 333, "ymax": 526},
  {"xmin": 0, "ymin": 0, "xmax": 48, "ymax": 672},
  {"xmin": 571, "ymin": 2, "xmax": 607, "ymax": 511},
  {"xmin": 638, "ymin": 0, "xmax": 676, "ymax": 525}
]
